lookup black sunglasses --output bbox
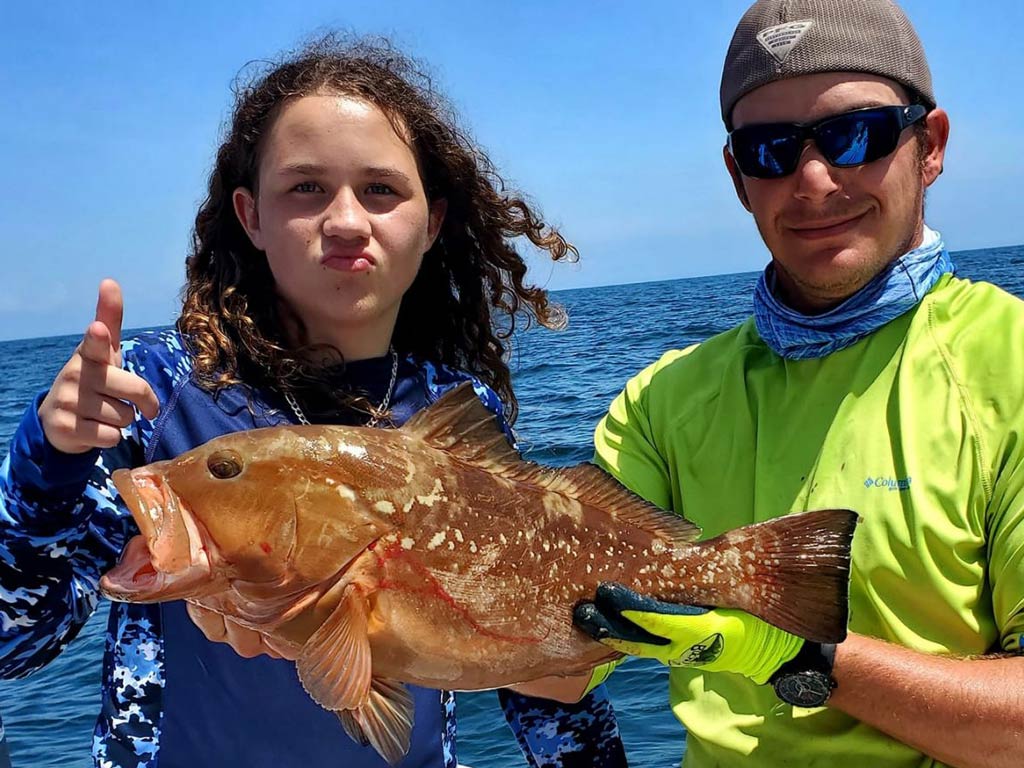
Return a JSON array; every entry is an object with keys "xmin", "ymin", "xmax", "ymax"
[{"xmin": 728, "ymin": 104, "xmax": 929, "ymax": 179}]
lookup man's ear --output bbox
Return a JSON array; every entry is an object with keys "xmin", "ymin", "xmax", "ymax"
[
  {"xmin": 920, "ymin": 108, "xmax": 950, "ymax": 188},
  {"xmin": 426, "ymin": 198, "xmax": 447, "ymax": 248},
  {"xmin": 233, "ymin": 187, "xmax": 264, "ymax": 250},
  {"xmin": 723, "ymin": 146, "xmax": 752, "ymax": 212}
]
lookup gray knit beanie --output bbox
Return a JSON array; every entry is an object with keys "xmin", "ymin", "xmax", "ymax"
[{"xmin": 721, "ymin": 0, "xmax": 934, "ymax": 128}]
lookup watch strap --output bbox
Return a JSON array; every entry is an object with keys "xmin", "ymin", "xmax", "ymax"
[
  {"xmin": 769, "ymin": 641, "xmax": 837, "ymax": 707},
  {"xmin": 771, "ymin": 641, "xmax": 836, "ymax": 680}
]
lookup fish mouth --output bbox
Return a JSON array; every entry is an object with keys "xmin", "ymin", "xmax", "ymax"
[{"xmin": 100, "ymin": 468, "xmax": 216, "ymax": 603}]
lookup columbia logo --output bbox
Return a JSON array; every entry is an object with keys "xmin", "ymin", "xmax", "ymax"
[{"xmin": 864, "ymin": 476, "xmax": 912, "ymax": 491}]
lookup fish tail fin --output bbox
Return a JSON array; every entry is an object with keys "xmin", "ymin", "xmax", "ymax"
[{"xmin": 702, "ymin": 508, "xmax": 858, "ymax": 643}]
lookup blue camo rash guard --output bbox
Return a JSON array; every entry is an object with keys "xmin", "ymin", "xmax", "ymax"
[{"xmin": 0, "ymin": 329, "xmax": 626, "ymax": 768}]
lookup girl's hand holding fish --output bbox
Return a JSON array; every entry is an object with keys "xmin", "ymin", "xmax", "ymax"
[
  {"xmin": 185, "ymin": 603, "xmax": 298, "ymax": 661},
  {"xmin": 575, "ymin": 582, "xmax": 808, "ymax": 684},
  {"xmin": 38, "ymin": 279, "xmax": 160, "ymax": 454}
]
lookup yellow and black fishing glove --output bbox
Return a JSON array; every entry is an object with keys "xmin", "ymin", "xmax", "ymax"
[{"xmin": 574, "ymin": 583, "xmax": 804, "ymax": 684}]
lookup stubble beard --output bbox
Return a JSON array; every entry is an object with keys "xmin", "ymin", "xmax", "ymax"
[{"xmin": 771, "ymin": 177, "xmax": 926, "ymax": 314}]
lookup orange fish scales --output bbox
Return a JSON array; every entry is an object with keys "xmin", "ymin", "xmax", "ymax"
[{"xmin": 99, "ymin": 383, "xmax": 857, "ymax": 766}]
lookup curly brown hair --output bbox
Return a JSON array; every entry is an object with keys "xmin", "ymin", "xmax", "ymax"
[{"xmin": 178, "ymin": 34, "xmax": 576, "ymax": 423}]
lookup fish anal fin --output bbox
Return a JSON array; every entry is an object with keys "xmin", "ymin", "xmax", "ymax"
[
  {"xmin": 297, "ymin": 585, "xmax": 372, "ymax": 712},
  {"xmin": 338, "ymin": 678, "xmax": 414, "ymax": 766}
]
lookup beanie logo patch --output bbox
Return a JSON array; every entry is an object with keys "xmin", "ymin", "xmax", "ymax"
[{"xmin": 756, "ymin": 20, "xmax": 814, "ymax": 64}]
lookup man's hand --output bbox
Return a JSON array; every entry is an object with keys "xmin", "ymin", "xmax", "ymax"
[{"xmin": 574, "ymin": 582, "xmax": 804, "ymax": 684}]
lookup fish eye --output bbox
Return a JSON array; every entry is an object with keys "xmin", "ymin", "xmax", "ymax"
[{"xmin": 207, "ymin": 450, "xmax": 243, "ymax": 479}]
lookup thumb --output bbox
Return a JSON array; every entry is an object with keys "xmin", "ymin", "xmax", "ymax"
[{"xmin": 94, "ymin": 279, "xmax": 124, "ymax": 362}]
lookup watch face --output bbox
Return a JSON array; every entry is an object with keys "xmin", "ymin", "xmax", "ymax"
[{"xmin": 773, "ymin": 670, "xmax": 832, "ymax": 708}]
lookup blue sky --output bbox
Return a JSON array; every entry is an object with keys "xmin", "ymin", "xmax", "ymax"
[{"xmin": 2, "ymin": 0, "xmax": 1022, "ymax": 341}]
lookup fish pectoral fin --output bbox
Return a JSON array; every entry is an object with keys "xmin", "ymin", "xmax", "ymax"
[
  {"xmin": 336, "ymin": 678, "xmax": 414, "ymax": 766},
  {"xmin": 296, "ymin": 585, "xmax": 372, "ymax": 711}
]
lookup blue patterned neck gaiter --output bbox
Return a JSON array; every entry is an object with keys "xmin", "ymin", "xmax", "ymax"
[{"xmin": 753, "ymin": 225, "xmax": 956, "ymax": 360}]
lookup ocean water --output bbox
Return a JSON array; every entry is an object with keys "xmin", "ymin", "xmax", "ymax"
[{"xmin": 1, "ymin": 244, "xmax": 1022, "ymax": 768}]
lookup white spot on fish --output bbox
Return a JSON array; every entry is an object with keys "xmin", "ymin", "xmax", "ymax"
[
  {"xmin": 427, "ymin": 531, "xmax": 447, "ymax": 550},
  {"xmin": 447, "ymin": 540, "xmax": 455, "ymax": 550},
  {"xmin": 453, "ymin": 529, "xmax": 464, "ymax": 543},
  {"xmin": 543, "ymin": 541, "xmax": 551, "ymax": 552},
  {"xmin": 661, "ymin": 564, "xmax": 677, "ymax": 578},
  {"xmin": 401, "ymin": 537, "xmax": 415, "ymax": 550},
  {"xmin": 374, "ymin": 500, "xmax": 396, "ymax": 515},
  {"xmin": 469, "ymin": 541, "xmax": 478, "ymax": 553},
  {"xmin": 541, "ymin": 493, "xmax": 584, "ymax": 523},
  {"xmin": 651, "ymin": 540, "xmax": 667, "ymax": 556},
  {"xmin": 499, "ymin": 534, "xmax": 507, "ymax": 545},
  {"xmin": 337, "ymin": 443, "xmax": 368, "ymax": 460},
  {"xmin": 586, "ymin": 564, "xmax": 592, "ymax": 574},
  {"xmin": 416, "ymin": 478, "xmax": 448, "ymax": 508},
  {"xmin": 337, "ymin": 485, "xmax": 357, "ymax": 501}
]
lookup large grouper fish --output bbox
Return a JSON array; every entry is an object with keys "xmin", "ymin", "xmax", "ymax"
[{"xmin": 100, "ymin": 382, "xmax": 857, "ymax": 764}]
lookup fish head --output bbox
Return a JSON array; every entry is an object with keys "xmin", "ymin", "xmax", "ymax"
[{"xmin": 100, "ymin": 427, "xmax": 402, "ymax": 603}]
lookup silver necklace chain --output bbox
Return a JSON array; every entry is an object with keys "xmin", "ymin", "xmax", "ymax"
[{"xmin": 283, "ymin": 347, "xmax": 399, "ymax": 428}]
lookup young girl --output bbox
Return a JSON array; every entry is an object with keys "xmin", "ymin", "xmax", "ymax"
[{"xmin": 0, "ymin": 37, "xmax": 626, "ymax": 768}]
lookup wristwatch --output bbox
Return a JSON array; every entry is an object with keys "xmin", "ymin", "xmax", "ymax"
[{"xmin": 769, "ymin": 641, "xmax": 837, "ymax": 708}]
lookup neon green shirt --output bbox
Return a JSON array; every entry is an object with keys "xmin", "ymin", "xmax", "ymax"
[{"xmin": 594, "ymin": 275, "xmax": 1024, "ymax": 767}]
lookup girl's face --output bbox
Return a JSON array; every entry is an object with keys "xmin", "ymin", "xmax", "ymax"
[{"xmin": 233, "ymin": 94, "xmax": 445, "ymax": 359}]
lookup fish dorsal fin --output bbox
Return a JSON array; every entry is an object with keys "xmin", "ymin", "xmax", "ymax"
[
  {"xmin": 513, "ymin": 462, "xmax": 703, "ymax": 543},
  {"xmin": 297, "ymin": 585, "xmax": 372, "ymax": 712},
  {"xmin": 402, "ymin": 382, "xmax": 521, "ymax": 471},
  {"xmin": 405, "ymin": 384, "xmax": 702, "ymax": 542},
  {"xmin": 337, "ymin": 678, "xmax": 414, "ymax": 766}
]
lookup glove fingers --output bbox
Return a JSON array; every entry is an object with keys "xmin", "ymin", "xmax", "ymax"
[
  {"xmin": 573, "ymin": 601, "xmax": 671, "ymax": 646},
  {"xmin": 595, "ymin": 582, "xmax": 711, "ymax": 618},
  {"xmin": 573, "ymin": 602, "xmax": 615, "ymax": 640}
]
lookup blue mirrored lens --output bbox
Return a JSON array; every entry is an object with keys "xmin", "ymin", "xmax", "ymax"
[
  {"xmin": 818, "ymin": 112, "xmax": 899, "ymax": 167},
  {"xmin": 757, "ymin": 137, "xmax": 792, "ymax": 176},
  {"xmin": 733, "ymin": 128, "xmax": 801, "ymax": 178},
  {"xmin": 730, "ymin": 106, "xmax": 915, "ymax": 178}
]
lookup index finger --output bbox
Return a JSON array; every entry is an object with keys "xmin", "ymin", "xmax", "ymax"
[{"xmin": 95, "ymin": 279, "xmax": 124, "ymax": 354}]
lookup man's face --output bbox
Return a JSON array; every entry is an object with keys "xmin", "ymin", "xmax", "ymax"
[{"xmin": 726, "ymin": 72, "xmax": 948, "ymax": 313}]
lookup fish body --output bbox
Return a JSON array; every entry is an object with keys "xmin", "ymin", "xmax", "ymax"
[{"xmin": 100, "ymin": 383, "xmax": 857, "ymax": 763}]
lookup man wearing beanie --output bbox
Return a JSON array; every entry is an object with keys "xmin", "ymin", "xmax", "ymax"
[{"xmin": 569, "ymin": 1, "xmax": 1024, "ymax": 765}]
